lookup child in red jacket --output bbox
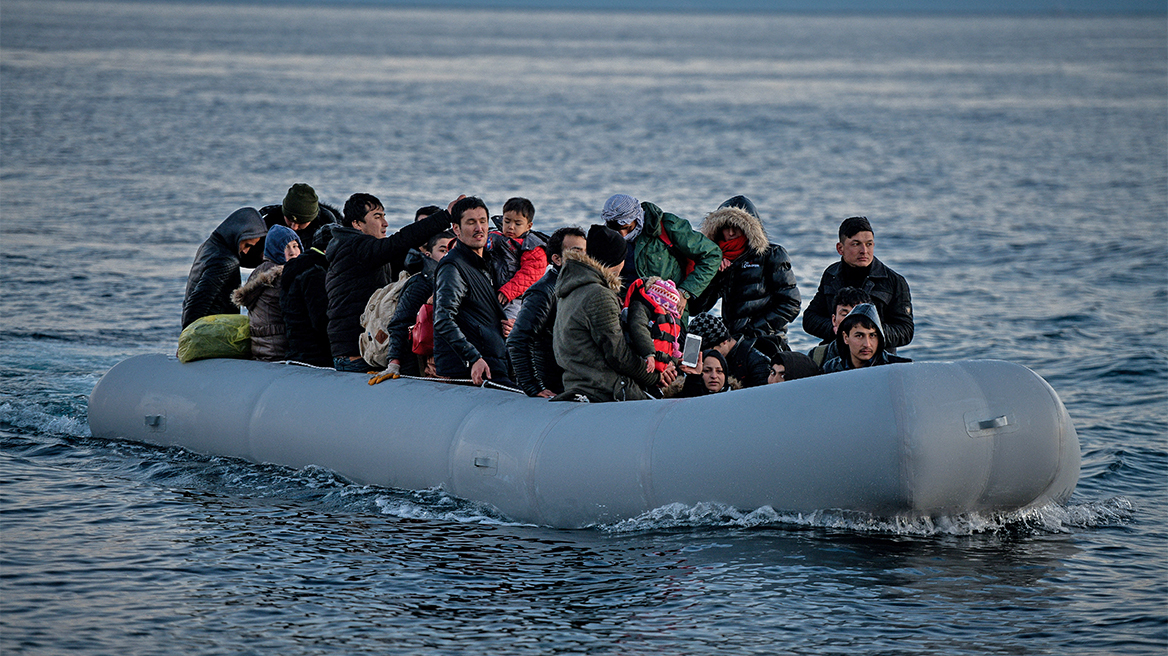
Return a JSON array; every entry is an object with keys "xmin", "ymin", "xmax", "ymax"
[{"xmin": 487, "ymin": 197, "xmax": 548, "ymax": 325}]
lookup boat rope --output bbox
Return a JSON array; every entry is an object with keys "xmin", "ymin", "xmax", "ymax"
[
  {"xmin": 278, "ymin": 359, "xmax": 524, "ymax": 395},
  {"xmin": 367, "ymin": 370, "xmax": 524, "ymax": 395},
  {"xmin": 280, "ymin": 360, "xmax": 335, "ymax": 370}
]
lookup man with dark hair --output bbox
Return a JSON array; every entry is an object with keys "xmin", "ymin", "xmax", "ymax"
[
  {"xmin": 402, "ymin": 205, "xmax": 446, "ymax": 276},
  {"xmin": 807, "ymin": 286, "xmax": 871, "ymax": 368},
  {"xmin": 414, "ymin": 205, "xmax": 442, "ymax": 222},
  {"xmin": 821, "ymin": 303, "xmax": 912, "ymax": 373},
  {"xmin": 803, "ymin": 216, "xmax": 913, "ymax": 350},
  {"xmin": 325, "ymin": 193, "xmax": 457, "ymax": 372},
  {"xmin": 552, "ymin": 225, "xmax": 664, "ymax": 403},
  {"xmin": 381, "ymin": 230, "xmax": 456, "ymax": 378},
  {"xmin": 434, "ymin": 197, "xmax": 515, "ymax": 387},
  {"xmin": 258, "ymin": 183, "xmax": 341, "ymax": 250},
  {"xmin": 507, "ymin": 226, "xmax": 587, "ymax": 397},
  {"xmin": 685, "ymin": 312, "xmax": 771, "ymax": 388},
  {"xmin": 601, "ymin": 193, "xmax": 721, "ymax": 328}
]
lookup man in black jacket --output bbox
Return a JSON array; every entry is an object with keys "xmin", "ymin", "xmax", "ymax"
[
  {"xmin": 821, "ymin": 303, "xmax": 912, "ymax": 373},
  {"xmin": 325, "ymin": 193, "xmax": 456, "ymax": 372},
  {"xmin": 506, "ymin": 226, "xmax": 587, "ymax": 397},
  {"xmin": 434, "ymin": 197, "xmax": 514, "ymax": 387},
  {"xmin": 181, "ymin": 207, "xmax": 268, "ymax": 329},
  {"xmin": 803, "ymin": 216, "xmax": 914, "ymax": 350}
]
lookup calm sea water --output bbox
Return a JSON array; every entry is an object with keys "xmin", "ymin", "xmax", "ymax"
[{"xmin": 2, "ymin": 2, "xmax": 1166, "ymax": 654}]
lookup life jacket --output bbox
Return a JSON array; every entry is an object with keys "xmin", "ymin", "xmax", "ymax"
[
  {"xmin": 623, "ymin": 278, "xmax": 681, "ymax": 373},
  {"xmin": 358, "ymin": 271, "xmax": 414, "ymax": 368},
  {"xmin": 657, "ymin": 222, "xmax": 697, "ymax": 280}
]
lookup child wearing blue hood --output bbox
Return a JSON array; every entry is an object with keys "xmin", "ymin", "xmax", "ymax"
[{"xmin": 231, "ymin": 225, "xmax": 302, "ymax": 361}]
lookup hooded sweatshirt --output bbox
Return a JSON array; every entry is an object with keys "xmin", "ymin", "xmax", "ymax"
[
  {"xmin": 182, "ymin": 207, "xmax": 269, "ymax": 329},
  {"xmin": 821, "ymin": 303, "xmax": 912, "ymax": 373}
]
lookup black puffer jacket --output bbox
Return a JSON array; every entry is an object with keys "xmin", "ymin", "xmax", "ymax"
[
  {"xmin": 259, "ymin": 202, "xmax": 340, "ymax": 254},
  {"xmin": 433, "ymin": 240, "xmax": 513, "ymax": 385},
  {"xmin": 385, "ymin": 256, "xmax": 439, "ymax": 377},
  {"xmin": 693, "ymin": 205, "xmax": 800, "ymax": 342},
  {"xmin": 324, "ymin": 210, "xmax": 453, "ymax": 360},
  {"xmin": 181, "ymin": 207, "xmax": 268, "ymax": 329},
  {"xmin": 803, "ymin": 257, "xmax": 914, "ymax": 349},
  {"xmin": 506, "ymin": 266, "xmax": 562, "ymax": 396},
  {"xmin": 280, "ymin": 247, "xmax": 331, "ymax": 367}
]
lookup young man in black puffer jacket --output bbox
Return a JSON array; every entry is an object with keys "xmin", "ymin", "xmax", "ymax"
[{"xmin": 325, "ymin": 193, "xmax": 456, "ymax": 372}]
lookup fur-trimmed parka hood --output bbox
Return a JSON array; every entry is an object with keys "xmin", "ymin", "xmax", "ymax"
[
  {"xmin": 231, "ymin": 262, "xmax": 283, "ymax": 309},
  {"xmin": 699, "ymin": 206, "xmax": 770, "ymax": 256}
]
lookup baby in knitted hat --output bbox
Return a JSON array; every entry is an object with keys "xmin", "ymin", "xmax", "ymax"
[{"xmin": 623, "ymin": 276, "xmax": 683, "ymax": 382}]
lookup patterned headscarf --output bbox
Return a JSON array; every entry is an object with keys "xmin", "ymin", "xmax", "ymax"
[{"xmin": 601, "ymin": 194, "xmax": 644, "ymax": 241}]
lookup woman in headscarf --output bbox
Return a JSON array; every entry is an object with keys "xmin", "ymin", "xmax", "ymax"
[{"xmin": 670, "ymin": 349, "xmax": 740, "ymax": 398}]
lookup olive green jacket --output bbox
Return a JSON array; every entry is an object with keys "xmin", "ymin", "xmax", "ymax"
[{"xmin": 552, "ymin": 251, "xmax": 659, "ymax": 403}]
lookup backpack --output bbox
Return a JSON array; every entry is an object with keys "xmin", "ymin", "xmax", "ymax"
[
  {"xmin": 410, "ymin": 303, "xmax": 435, "ymax": 356},
  {"xmin": 358, "ymin": 272, "xmax": 413, "ymax": 369}
]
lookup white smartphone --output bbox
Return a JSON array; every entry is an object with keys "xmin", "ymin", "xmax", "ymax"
[{"xmin": 681, "ymin": 333, "xmax": 702, "ymax": 369}]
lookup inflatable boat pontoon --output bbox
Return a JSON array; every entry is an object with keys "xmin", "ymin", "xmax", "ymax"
[{"xmin": 88, "ymin": 354, "xmax": 1079, "ymax": 528}]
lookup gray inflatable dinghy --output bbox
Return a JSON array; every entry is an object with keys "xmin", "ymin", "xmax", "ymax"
[{"xmin": 88, "ymin": 354, "xmax": 1079, "ymax": 528}]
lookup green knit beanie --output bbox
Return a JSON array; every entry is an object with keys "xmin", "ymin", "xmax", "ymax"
[{"xmin": 282, "ymin": 183, "xmax": 320, "ymax": 223}]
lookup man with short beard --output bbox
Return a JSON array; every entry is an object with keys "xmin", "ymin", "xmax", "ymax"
[{"xmin": 433, "ymin": 197, "xmax": 515, "ymax": 387}]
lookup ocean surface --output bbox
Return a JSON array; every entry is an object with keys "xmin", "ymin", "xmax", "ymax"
[{"xmin": 2, "ymin": 2, "xmax": 1165, "ymax": 654}]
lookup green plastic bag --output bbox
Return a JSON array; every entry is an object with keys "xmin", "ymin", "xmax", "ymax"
[{"xmin": 177, "ymin": 314, "xmax": 251, "ymax": 363}]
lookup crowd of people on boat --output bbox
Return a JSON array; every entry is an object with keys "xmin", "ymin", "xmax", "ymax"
[{"xmin": 181, "ymin": 183, "xmax": 915, "ymax": 402}]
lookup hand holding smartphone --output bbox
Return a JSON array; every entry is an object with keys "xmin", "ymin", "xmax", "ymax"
[{"xmin": 681, "ymin": 333, "xmax": 702, "ymax": 369}]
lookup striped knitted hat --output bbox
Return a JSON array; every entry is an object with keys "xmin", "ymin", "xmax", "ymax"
[{"xmin": 644, "ymin": 278, "xmax": 682, "ymax": 318}]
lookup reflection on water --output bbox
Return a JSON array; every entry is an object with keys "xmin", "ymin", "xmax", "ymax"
[{"xmin": 1, "ymin": 1, "xmax": 1165, "ymax": 654}]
